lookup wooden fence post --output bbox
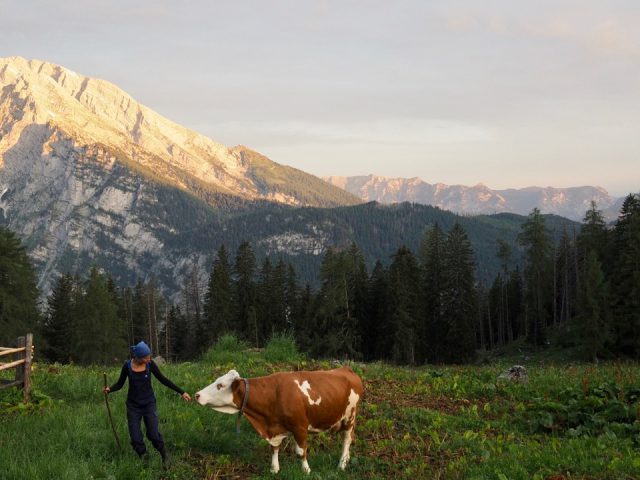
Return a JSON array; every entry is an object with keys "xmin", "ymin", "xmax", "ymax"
[
  {"xmin": 14, "ymin": 336, "xmax": 25, "ymax": 386},
  {"xmin": 23, "ymin": 333, "xmax": 33, "ymax": 402}
]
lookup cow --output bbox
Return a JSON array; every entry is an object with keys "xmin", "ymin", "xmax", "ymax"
[{"xmin": 195, "ymin": 366, "xmax": 364, "ymax": 474}]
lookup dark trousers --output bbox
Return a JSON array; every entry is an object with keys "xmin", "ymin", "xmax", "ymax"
[{"xmin": 126, "ymin": 402, "xmax": 164, "ymax": 455}]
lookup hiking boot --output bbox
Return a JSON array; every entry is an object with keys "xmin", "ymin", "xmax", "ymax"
[
  {"xmin": 159, "ymin": 446, "xmax": 171, "ymax": 469},
  {"xmin": 137, "ymin": 451, "xmax": 150, "ymax": 466}
]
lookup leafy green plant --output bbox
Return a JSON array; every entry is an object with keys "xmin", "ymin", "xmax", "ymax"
[
  {"xmin": 263, "ymin": 332, "xmax": 303, "ymax": 364},
  {"xmin": 201, "ymin": 334, "xmax": 249, "ymax": 365}
]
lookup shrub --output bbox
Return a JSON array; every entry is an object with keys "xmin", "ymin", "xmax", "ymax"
[
  {"xmin": 264, "ymin": 332, "xmax": 303, "ymax": 364},
  {"xmin": 201, "ymin": 334, "xmax": 248, "ymax": 365}
]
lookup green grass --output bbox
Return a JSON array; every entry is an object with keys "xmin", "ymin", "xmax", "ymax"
[{"xmin": 1, "ymin": 346, "xmax": 640, "ymax": 480}]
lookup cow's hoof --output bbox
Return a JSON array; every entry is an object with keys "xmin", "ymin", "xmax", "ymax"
[{"xmin": 270, "ymin": 467, "xmax": 279, "ymax": 474}]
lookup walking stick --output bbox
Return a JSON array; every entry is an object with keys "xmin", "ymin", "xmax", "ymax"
[{"xmin": 103, "ymin": 372, "xmax": 122, "ymax": 450}]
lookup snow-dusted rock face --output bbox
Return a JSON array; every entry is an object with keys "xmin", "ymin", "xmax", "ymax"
[
  {"xmin": 324, "ymin": 175, "xmax": 621, "ymax": 222},
  {"xmin": 0, "ymin": 56, "xmax": 356, "ymax": 206}
]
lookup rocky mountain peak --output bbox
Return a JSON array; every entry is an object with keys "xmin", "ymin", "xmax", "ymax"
[{"xmin": 324, "ymin": 174, "xmax": 622, "ymax": 221}]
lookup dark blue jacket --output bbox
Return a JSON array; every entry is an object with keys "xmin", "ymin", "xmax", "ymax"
[{"xmin": 108, "ymin": 360, "xmax": 184, "ymax": 407}]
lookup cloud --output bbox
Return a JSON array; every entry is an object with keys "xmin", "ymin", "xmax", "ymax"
[
  {"xmin": 445, "ymin": 9, "xmax": 640, "ymax": 60},
  {"xmin": 206, "ymin": 118, "xmax": 496, "ymax": 148}
]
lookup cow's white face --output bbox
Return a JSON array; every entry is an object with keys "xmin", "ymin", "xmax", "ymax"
[{"xmin": 195, "ymin": 369, "xmax": 241, "ymax": 414}]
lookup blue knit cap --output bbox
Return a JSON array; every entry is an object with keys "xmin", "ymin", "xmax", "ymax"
[{"xmin": 131, "ymin": 341, "xmax": 151, "ymax": 358}]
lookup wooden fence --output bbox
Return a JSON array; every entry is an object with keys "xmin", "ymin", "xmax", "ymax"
[{"xmin": 0, "ymin": 334, "xmax": 34, "ymax": 402}]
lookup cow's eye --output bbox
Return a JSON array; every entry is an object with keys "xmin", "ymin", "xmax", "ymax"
[{"xmin": 216, "ymin": 383, "xmax": 224, "ymax": 390}]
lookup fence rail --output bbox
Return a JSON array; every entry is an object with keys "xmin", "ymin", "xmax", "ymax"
[{"xmin": 0, "ymin": 334, "xmax": 34, "ymax": 402}]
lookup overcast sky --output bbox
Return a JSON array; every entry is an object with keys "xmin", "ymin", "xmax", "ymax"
[{"xmin": 1, "ymin": 0, "xmax": 638, "ymax": 195}]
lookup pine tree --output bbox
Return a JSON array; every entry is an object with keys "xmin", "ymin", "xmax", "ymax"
[
  {"xmin": 233, "ymin": 241, "xmax": 257, "ymax": 343},
  {"xmin": 575, "ymin": 250, "xmax": 610, "ymax": 362},
  {"xmin": 419, "ymin": 223, "xmax": 446, "ymax": 363},
  {"xmin": 555, "ymin": 228, "xmax": 577, "ymax": 325},
  {"xmin": 345, "ymin": 243, "xmax": 369, "ymax": 358},
  {"xmin": 611, "ymin": 194, "xmax": 640, "ymax": 357},
  {"xmin": 578, "ymin": 201, "xmax": 608, "ymax": 262},
  {"xmin": 0, "ymin": 227, "xmax": 40, "ymax": 346},
  {"xmin": 183, "ymin": 261, "xmax": 205, "ymax": 356},
  {"xmin": 311, "ymin": 248, "xmax": 355, "ymax": 358},
  {"xmin": 497, "ymin": 239, "xmax": 513, "ymax": 344},
  {"xmin": 388, "ymin": 246, "xmax": 421, "ymax": 364},
  {"xmin": 366, "ymin": 261, "xmax": 390, "ymax": 361},
  {"xmin": 518, "ymin": 208, "xmax": 552, "ymax": 346},
  {"xmin": 42, "ymin": 274, "xmax": 75, "ymax": 363},
  {"xmin": 507, "ymin": 268, "xmax": 524, "ymax": 339},
  {"xmin": 203, "ymin": 245, "xmax": 234, "ymax": 345},
  {"xmin": 75, "ymin": 267, "xmax": 126, "ymax": 364},
  {"xmin": 441, "ymin": 223, "xmax": 477, "ymax": 363}
]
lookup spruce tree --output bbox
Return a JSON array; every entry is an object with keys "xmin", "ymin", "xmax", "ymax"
[
  {"xmin": 311, "ymin": 248, "xmax": 356, "ymax": 358},
  {"xmin": 75, "ymin": 267, "xmax": 126, "ymax": 364},
  {"xmin": 518, "ymin": 208, "xmax": 552, "ymax": 346},
  {"xmin": 419, "ymin": 223, "xmax": 446, "ymax": 363},
  {"xmin": 441, "ymin": 223, "xmax": 477, "ymax": 363},
  {"xmin": 366, "ymin": 261, "xmax": 390, "ymax": 361},
  {"xmin": 345, "ymin": 243, "xmax": 369, "ymax": 358},
  {"xmin": 0, "ymin": 227, "xmax": 40, "ymax": 346},
  {"xmin": 388, "ymin": 246, "xmax": 421, "ymax": 364},
  {"xmin": 42, "ymin": 274, "xmax": 75, "ymax": 363},
  {"xmin": 233, "ymin": 241, "xmax": 257, "ymax": 343},
  {"xmin": 611, "ymin": 194, "xmax": 640, "ymax": 357},
  {"xmin": 203, "ymin": 245, "xmax": 234, "ymax": 344},
  {"xmin": 575, "ymin": 250, "xmax": 610, "ymax": 362}
]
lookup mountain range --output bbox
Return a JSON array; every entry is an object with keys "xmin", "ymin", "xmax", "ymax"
[
  {"xmin": 0, "ymin": 57, "xmax": 580, "ymax": 298},
  {"xmin": 324, "ymin": 175, "xmax": 624, "ymax": 222}
]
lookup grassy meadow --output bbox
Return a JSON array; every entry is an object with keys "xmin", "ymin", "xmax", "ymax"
[{"xmin": 1, "ymin": 336, "xmax": 640, "ymax": 480}]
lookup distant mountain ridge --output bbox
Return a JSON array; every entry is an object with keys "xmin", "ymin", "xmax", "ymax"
[
  {"xmin": 0, "ymin": 56, "xmax": 578, "ymax": 299},
  {"xmin": 324, "ymin": 175, "xmax": 624, "ymax": 221}
]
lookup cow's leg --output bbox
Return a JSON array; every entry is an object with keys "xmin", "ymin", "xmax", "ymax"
[
  {"xmin": 338, "ymin": 425, "xmax": 355, "ymax": 470},
  {"xmin": 268, "ymin": 434, "xmax": 287, "ymax": 473},
  {"xmin": 292, "ymin": 428, "xmax": 310, "ymax": 474}
]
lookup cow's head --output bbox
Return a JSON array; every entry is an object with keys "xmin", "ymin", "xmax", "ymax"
[{"xmin": 195, "ymin": 369, "xmax": 241, "ymax": 414}]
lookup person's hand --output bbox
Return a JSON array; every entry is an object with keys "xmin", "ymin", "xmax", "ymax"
[
  {"xmin": 182, "ymin": 392, "xmax": 191, "ymax": 402},
  {"xmin": 103, "ymin": 386, "xmax": 110, "ymax": 394}
]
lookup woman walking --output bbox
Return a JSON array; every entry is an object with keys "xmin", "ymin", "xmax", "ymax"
[{"xmin": 103, "ymin": 341, "xmax": 191, "ymax": 467}]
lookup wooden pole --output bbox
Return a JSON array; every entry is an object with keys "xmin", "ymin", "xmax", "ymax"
[
  {"xmin": 14, "ymin": 336, "xmax": 25, "ymax": 386},
  {"xmin": 103, "ymin": 373, "xmax": 122, "ymax": 450},
  {"xmin": 0, "ymin": 359, "xmax": 26, "ymax": 372},
  {"xmin": 0, "ymin": 347, "xmax": 26, "ymax": 357},
  {"xmin": 23, "ymin": 334, "xmax": 33, "ymax": 403}
]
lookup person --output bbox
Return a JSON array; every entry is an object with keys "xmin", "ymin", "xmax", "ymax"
[{"xmin": 103, "ymin": 341, "xmax": 191, "ymax": 467}]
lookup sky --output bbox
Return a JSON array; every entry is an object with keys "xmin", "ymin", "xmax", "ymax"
[{"xmin": 1, "ymin": 0, "xmax": 639, "ymax": 195}]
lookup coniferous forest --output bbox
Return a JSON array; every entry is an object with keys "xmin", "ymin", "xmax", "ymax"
[{"xmin": 2, "ymin": 194, "xmax": 639, "ymax": 365}]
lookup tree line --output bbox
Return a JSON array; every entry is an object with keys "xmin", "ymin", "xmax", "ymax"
[{"xmin": 2, "ymin": 193, "xmax": 639, "ymax": 364}]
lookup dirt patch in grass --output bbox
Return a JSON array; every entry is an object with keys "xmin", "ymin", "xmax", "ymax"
[
  {"xmin": 180, "ymin": 450, "xmax": 260, "ymax": 480},
  {"xmin": 364, "ymin": 377, "xmax": 483, "ymax": 414}
]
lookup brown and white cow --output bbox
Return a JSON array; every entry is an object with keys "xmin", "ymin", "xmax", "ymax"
[{"xmin": 195, "ymin": 367, "xmax": 364, "ymax": 474}]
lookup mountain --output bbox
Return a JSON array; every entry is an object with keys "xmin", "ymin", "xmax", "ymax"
[
  {"xmin": 0, "ymin": 56, "xmax": 359, "ymax": 209},
  {"xmin": 324, "ymin": 175, "xmax": 622, "ymax": 221},
  {"xmin": 0, "ymin": 57, "xmax": 577, "ymax": 298}
]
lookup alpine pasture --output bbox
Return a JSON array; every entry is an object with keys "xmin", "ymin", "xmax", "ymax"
[{"xmin": 1, "ymin": 336, "xmax": 639, "ymax": 480}]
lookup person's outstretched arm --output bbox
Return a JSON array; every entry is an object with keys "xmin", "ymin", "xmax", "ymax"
[
  {"xmin": 150, "ymin": 361, "xmax": 191, "ymax": 401},
  {"xmin": 104, "ymin": 364, "xmax": 128, "ymax": 394}
]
